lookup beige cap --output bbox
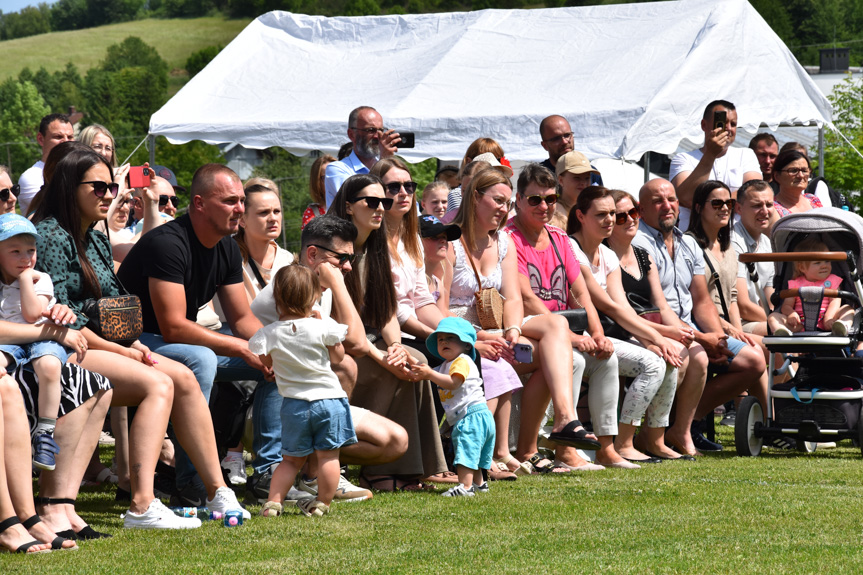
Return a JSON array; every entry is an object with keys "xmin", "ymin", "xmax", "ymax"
[
  {"xmin": 556, "ymin": 151, "xmax": 600, "ymax": 177},
  {"xmin": 472, "ymin": 152, "xmax": 514, "ymax": 177}
]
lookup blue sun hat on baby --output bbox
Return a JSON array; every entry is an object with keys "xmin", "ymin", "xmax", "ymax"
[
  {"xmin": 0, "ymin": 213, "xmax": 41, "ymax": 242},
  {"xmin": 426, "ymin": 317, "xmax": 477, "ymax": 361}
]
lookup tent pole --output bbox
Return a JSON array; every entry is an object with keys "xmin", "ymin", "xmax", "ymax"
[
  {"xmin": 643, "ymin": 151, "xmax": 650, "ymax": 183},
  {"xmin": 818, "ymin": 127, "xmax": 824, "ymax": 178},
  {"xmin": 148, "ymin": 134, "xmax": 156, "ymax": 166}
]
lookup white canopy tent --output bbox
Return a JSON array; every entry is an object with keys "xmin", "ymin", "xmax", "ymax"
[{"xmin": 148, "ymin": 0, "xmax": 832, "ymax": 165}]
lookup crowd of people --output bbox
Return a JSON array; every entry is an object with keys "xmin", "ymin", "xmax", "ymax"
[{"xmin": 0, "ymin": 100, "xmax": 847, "ymax": 552}]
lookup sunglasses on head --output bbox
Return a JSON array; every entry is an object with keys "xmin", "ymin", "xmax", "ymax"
[
  {"xmin": 384, "ymin": 181, "xmax": 418, "ymax": 196},
  {"xmin": 0, "ymin": 185, "xmax": 19, "ymax": 203},
  {"xmin": 710, "ymin": 198, "xmax": 736, "ymax": 210},
  {"xmin": 309, "ymin": 244, "xmax": 356, "ymax": 266},
  {"xmin": 159, "ymin": 195, "xmax": 179, "ymax": 207},
  {"xmin": 614, "ymin": 207, "xmax": 639, "ymax": 225},
  {"xmin": 524, "ymin": 193, "xmax": 558, "ymax": 207},
  {"xmin": 80, "ymin": 181, "xmax": 119, "ymax": 198},
  {"xmin": 351, "ymin": 196, "xmax": 393, "ymax": 210}
]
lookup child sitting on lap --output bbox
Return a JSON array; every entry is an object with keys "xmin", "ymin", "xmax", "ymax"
[
  {"xmin": 250, "ymin": 263, "xmax": 354, "ymax": 518},
  {"xmin": 411, "ymin": 317, "xmax": 494, "ymax": 497},
  {"xmin": 0, "ymin": 214, "xmax": 85, "ymax": 471},
  {"xmin": 768, "ymin": 238, "xmax": 853, "ymax": 336}
]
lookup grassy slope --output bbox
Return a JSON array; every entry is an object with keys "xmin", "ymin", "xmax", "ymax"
[{"xmin": 0, "ymin": 16, "xmax": 252, "ymax": 82}]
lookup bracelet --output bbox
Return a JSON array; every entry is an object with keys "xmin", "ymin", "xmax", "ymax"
[{"xmin": 504, "ymin": 325, "xmax": 522, "ymax": 336}]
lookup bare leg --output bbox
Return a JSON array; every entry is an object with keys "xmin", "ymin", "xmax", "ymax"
[
  {"xmin": 268, "ymin": 455, "xmax": 304, "ymax": 504},
  {"xmin": 112, "ymin": 407, "xmax": 130, "ymax": 490},
  {"xmin": 33, "ymin": 356, "xmax": 61, "ymax": 427},
  {"xmin": 488, "ymin": 391, "xmax": 513, "ymax": 460},
  {"xmin": 614, "ymin": 422, "xmax": 648, "ymax": 460},
  {"xmin": 694, "ymin": 345, "xmax": 765, "ymax": 420},
  {"xmin": 665, "ymin": 344, "xmax": 708, "ymax": 456},
  {"xmin": 315, "ymin": 449, "xmax": 341, "ymax": 506},
  {"xmin": 515, "ymin": 370, "xmax": 549, "ymax": 461},
  {"xmin": 455, "ymin": 464, "xmax": 477, "ymax": 489},
  {"xmin": 340, "ymin": 410, "xmax": 408, "ymax": 465},
  {"xmin": 521, "ymin": 315, "xmax": 578, "ymax": 430}
]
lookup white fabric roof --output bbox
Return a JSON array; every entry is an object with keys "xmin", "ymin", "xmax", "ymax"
[{"xmin": 149, "ymin": 0, "xmax": 832, "ymax": 163}]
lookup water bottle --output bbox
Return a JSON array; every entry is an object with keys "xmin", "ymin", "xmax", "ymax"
[{"xmin": 223, "ymin": 509, "xmax": 243, "ymax": 527}]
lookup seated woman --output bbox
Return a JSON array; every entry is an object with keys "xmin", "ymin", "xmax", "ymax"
[
  {"xmin": 566, "ymin": 185, "xmax": 686, "ymax": 463},
  {"xmin": 0, "ymin": 166, "xmax": 18, "ymax": 215},
  {"xmin": 772, "ymin": 150, "xmax": 820, "ymax": 219},
  {"xmin": 303, "ymin": 154, "xmax": 335, "ymax": 230},
  {"xmin": 329, "ymin": 173, "xmax": 447, "ymax": 491}
]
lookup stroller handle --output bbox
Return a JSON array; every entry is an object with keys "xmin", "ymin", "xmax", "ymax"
[
  {"xmin": 777, "ymin": 288, "xmax": 859, "ymax": 305},
  {"xmin": 739, "ymin": 251, "xmax": 850, "ymax": 263}
]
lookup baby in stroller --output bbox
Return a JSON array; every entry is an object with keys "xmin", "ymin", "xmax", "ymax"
[{"xmin": 768, "ymin": 237, "xmax": 854, "ymax": 337}]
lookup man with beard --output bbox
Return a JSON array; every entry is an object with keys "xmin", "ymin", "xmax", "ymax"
[{"xmin": 324, "ymin": 106, "xmax": 401, "ymax": 209}]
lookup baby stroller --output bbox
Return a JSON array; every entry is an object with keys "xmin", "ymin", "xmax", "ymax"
[{"xmin": 736, "ymin": 207, "xmax": 863, "ymax": 456}]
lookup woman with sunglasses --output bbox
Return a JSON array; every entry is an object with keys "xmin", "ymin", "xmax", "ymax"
[
  {"xmin": 329, "ymin": 173, "xmax": 447, "ymax": 491},
  {"xmin": 0, "ymin": 167, "xmax": 18, "ymax": 215},
  {"xmin": 32, "ymin": 146, "xmax": 236, "ymax": 529},
  {"xmin": 568, "ymin": 186, "xmax": 686, "ymax": 463},
  {"xmin": 772, "ymin": 150, "xmax": 820, "ymax": 218}
]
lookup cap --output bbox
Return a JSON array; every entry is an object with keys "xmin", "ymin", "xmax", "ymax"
[
  {"xmin": 0, "ymin": 213, "xmax": 41, "ymax": 243},
  {"xmin": 472, "ymin": 152, "xmax": 514, "ymax": 177},
  {"xmin": 425, "ymin": 317, "xmax": 477, "ymax": 361},
  {"xmin": 150, "ymin": 165, "xmax": 186, "ymax": 193},
  {"xmin": 420, "ymin": 214, "xmax": 461, "ymax": 241},
  {"xmin": 555, "ymin": 151, "xmax": 600, "ymax": 177}
]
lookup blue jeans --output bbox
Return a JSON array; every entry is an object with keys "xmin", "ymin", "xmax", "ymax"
[{"xmin": 138, "ymin": 333, "xmax": 278, "ymax": 487}]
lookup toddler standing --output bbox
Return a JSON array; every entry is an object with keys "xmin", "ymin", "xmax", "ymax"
[
  {"xmin": 249, "ymin": 263, "xmax": 354, "ymax": 517},
  {"xmin": 411, "ymin": 317, "xmax": 495, "ymax": 496}
]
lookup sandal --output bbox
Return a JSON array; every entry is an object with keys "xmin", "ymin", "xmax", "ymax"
[
  {"xmin": 34, "ymin": 497, "xmax": 111, "ymax": 540},
  {"xmin": 526, "ymin": 453, "xmax": 570, "ymax": 474},
  {"xmin": 260, "ymin": 501, "xmax": 282, "ymax": 517},
  {"xmin": 0, "ymin": 517, "xmax": 50, "ymax": 554},
  {"xmin": 423, "ymin": 471, "xmax": 459, "ymax": 484},
  {"xmin": 488, "ymin": 462, "xmax": 517, "ymax": 481},
  {"xmin": 358, "ymin": 474, "xmax": 399, "ymax": 492},
  {"xmin": 21, "ymin": 515, "xmax": 77, "ymax": 551},
  {"xmin": 493, "ymin": 455, "xmax": 533, "ymax": 477},
  {"xmin": 548, "ymin": 420, "xmax": 601, "ymax": 450}
]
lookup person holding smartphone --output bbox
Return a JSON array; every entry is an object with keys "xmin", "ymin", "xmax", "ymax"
[{"xmin": 669, "ymin": 100, "xmax": 762, "ymax": 230}]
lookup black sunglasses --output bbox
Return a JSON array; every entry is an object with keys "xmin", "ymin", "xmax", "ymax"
[
  {"xmin": 159, "ymin": 195, "xmax": 179, "ymax": 207},
  {"xmin": 80, "ymin": 181, "xmax": 119, "ymax": 198},
  {"xmin": 614, "ymin": 207, "xmax": 640, "ymax": 225},
  {"xmin": 351, "ymin": 196, "xmax": 393, "ymax": 210},
  {"xmin": 524, "ymin": 193, "xmax": 558, "ymax": 207},
  {"xmin": 710, "ymin": 198, "xmax": 736, "ymax": 210},
  {"xmin": 0, "ymin": 185, "xmax": 19, "ymax": 203},
  {"xmin": 384, "ymin": 181, "xmax": 418, "ymax": 196},
  {"xmin": 309, "ymin": 244, "xmax": 356, "ymax": 266}
]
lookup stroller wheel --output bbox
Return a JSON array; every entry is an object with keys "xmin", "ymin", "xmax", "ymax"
[
  {"xmin": 859, "ymin": 405, "xmax": 863, "ymax": 458},
  {"xmin": 796, "ymin": 441, "xmax": 817, "ymax": 453},
  {"xmin": 735, "ymin": 396, "xmax": 764, "ymax": 457}
]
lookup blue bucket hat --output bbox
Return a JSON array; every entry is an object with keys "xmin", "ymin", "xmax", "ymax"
[
  {"xmin": 0, "ymin": 214, "xmax": 40, "ymax": 243},
  {"xmin": 426, "ymin": 317, "xmax": 477, "ymax": 361}
]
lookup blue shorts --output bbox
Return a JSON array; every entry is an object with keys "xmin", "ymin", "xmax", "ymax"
[
  {"xmin": 451, "ymin": 404, "xmax": 495, "ymax": 471},
  {"xmin": 280, "ymin": 397, "xmax": 357, "ymax": 457},
  {"xmin": 0, "ymin": 341, "xmax": 69, "ymax": 371},
  {"xmin": 710, "ymin": 336, "xmax": 747, "ymax": 373}
]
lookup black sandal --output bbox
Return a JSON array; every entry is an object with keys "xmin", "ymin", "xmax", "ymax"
[
  {"xmin": 34, "ymin": 496, "xmax": 111, "ymax": 540},
  {"xmin": 527, "ymin": 453, "xmax": 569, "ymax": 474},
  {"xmin": 21, "ymin": 515, "xmax": 78, "ymax": 551},
  {"xmin": 0, "ymin": 516, "xmax": 49, "ymax": 554},
  {"xmin": 548, "ymin": 420, "xmax": 602, "ymax": 450}
]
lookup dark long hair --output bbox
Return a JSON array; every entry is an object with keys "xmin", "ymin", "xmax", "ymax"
[
  {"xmin": 32, "ymin": 144, "xmax": 114, "ymax": 298},
  {"xmin": 687, "ymin": 180, "xmax": 732, "ymax": 252},
  {"xmin": 328, "ymin": 173, "xmax": 397, "ymax": 331},
  {"xmin": 566, "ymin": 185, "xmax": 612, "ymax": 235}
]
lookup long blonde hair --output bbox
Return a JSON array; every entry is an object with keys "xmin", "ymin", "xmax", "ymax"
[
  {"xmin": 452, "ymin": 167, "xmax": 512, "ymax": 252},
  {"xmin": 370, "ymin": 157, "xmax": 422, "ymax": 268}
]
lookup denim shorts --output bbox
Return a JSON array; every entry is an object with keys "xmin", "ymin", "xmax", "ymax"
[
  {"xmin": 280, "ymin": 396, "xmax": 357, "ymax": 457},
  {"xmin": 710, "ymin": 336, "xmax": 747, "ymax": 373},
  {"xmin": 451, "ymin": 404, "xmax": 495, "ymax": 471},
  {"xmin": 0, "ymin": 341, "xmax": 70, "ymax": 371}
]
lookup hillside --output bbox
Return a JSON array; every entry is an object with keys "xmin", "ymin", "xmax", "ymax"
[{"xmin": 0, "ymin": 16, "xmax": 252, "ymax": 82}]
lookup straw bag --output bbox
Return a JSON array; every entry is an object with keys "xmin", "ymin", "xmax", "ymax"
[{"xmin": 461, "ymin": 237, "xmax": 504, "ymax": 330}]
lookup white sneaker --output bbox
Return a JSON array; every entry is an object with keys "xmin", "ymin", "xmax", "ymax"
[
  {"xmin": 832, "ymin": 320, "xmax": 849, "ymax": 336},
  {"xmin": 98, "ymin": 431, "xmax": 115, "ymax": 446},
  {"xmin": 285, "ymin": 486, "xmax": 315, "ymax": 505},
  {"xmin": 773, "ymin": 326, "xmax": 793, "ymax": 337},
  {"xmin": 221, "ymin": 454, "xmax": 248, "ymax": 486},
  {"xmin": 124, "ymin": 499, "xmax": 202, "ymax": 530},
  {"xmin": 207, "ymin": 486, "xmax": 251, "ymax": 520},
  {"xmin": 298, "ymin": 474, "xmax": 373, "ymax": 503},
  {"xmin": 441, "ymin": 484, "xmax": 475, "ymax": 497}
]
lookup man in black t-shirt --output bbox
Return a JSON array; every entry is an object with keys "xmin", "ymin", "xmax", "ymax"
[{"xmin": 118, "ymin": 163, "xmax": 274, "ymax": 506}]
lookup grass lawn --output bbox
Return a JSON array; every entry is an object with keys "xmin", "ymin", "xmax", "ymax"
[
  {"xmin": 3, "ymin": 420, "xmax": 863, "ymax": 574},
  {"xmin": 0, "ymin": 17, "xmax": 252, "ymax": 82}
]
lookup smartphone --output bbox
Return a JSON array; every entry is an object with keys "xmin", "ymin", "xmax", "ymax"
[
  {"xmin": 513, "ymin": 342, "xmax": 533, "ymax": 364},
  {"xmin": 395, "ymin": 131, "xmax": 415, "ymax": 149},
  {"xmin": 713, "ymin": 110, "xmax": 727, "ymax": 132},
  {"xmin": 129, "ymin": 166, "xmax": 151, "ymax": 188}
]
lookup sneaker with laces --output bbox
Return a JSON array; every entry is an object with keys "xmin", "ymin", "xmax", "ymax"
[
  {"xmin": 441, "ymin": 484, "xmax": 475, "ymax": 497},
  {"xmin": 298, "ymin": 474, "xmax": 373, "ymax": 503},
  {"xmin": 124, "ymin": 499, "xmax": 202, "ymax": 529},
  {"xmin": 170, "ymin": 480, "xmax": 207, "ymax": 508},
  {"xmin": 244, "ymin": 469, "xmax": 273, "ymax": 505},
  {"xmin": 472, "ymin": 482, "xmax": 489, "ymax": 493},
  {"xmin": 207, "ymin": 486, "xmax": 251, "ymax": 520},
  {"xmin": 296, "ymin": 498, "xmax": 329, "ymax": 517},
  {"xmin": 221, "ymin": 454, "xmax": 248, "ymax": 486}
]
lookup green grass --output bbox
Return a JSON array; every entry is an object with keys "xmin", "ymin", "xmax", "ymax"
[
  {"xmin": 0, "ymin": 17, "xmax": 252, "ymax": 82},
  {"xmin": 4, "ymin": 421, "xmax": 863, "ymax": 574}
]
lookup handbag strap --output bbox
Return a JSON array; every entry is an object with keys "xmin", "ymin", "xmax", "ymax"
[
  {"xmin": 459, "ymin": 236, "xmax": 486, "ymax": 292},
  {"xmin": 701, "ymin": 248, "xmax": 730, "ymax": 322},
  {"xmin": 247, "ymin": 257, "xmax": 268, "ymax": 290},
  {"xmin": 88, "ymin": 230, "xmax": 130, "ymax": 297}
]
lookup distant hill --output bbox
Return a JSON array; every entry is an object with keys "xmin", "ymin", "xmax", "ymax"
[{"xmin": 0, "ymin": 16, "xmax": 251, "ymax": 84}]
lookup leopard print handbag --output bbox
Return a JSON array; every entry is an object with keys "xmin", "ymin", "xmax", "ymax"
[{"xmin": 81, "ymin": 295, "xmax": 143, "ymax": 348}]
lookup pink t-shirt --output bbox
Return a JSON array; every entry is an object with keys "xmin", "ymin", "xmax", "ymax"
[
  {"xmin": 787, "ymin": 273, "xmax": 842, "ymax": 330},
  {"xmin": 506, "ymin": 224, "xmax": 580, "ymax": 312}
]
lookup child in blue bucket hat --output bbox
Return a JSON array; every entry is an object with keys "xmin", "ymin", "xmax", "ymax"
[{"xmin": 410, "ymin": 317, "xmax": 494, "ymax": 497}]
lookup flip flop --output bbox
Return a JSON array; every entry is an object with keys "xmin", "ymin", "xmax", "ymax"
[{"xmin": 548, "ymin": 420, "xmax": 601, "ymax": 450}]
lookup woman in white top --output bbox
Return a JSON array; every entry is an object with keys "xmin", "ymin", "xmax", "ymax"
[{"xmin": 567, "ymin": 186, "xmax": 687, "ymax": 462}]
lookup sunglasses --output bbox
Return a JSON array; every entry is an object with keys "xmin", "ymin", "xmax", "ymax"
[
  {"xmin": 351, "ymin": 196, "xmax": 393, "ymax": 210},
  {"xmin": 159, "ymin": 195, "xmax": 179, "ymax": 208},
  {"xmin": 710, "ymin": 198, "xmax": 736, "ymax": 210},
  {"xmin": 309, "ymin": 244, "xmax": 356, "ymax": 265},
  {"xmin": 614, "ymin": 207, "xmax": 640, "ymax": 225},
  {"xmin": 384, "ymin": 181, "xmax": 418, "ymax": 196},
  {"xmin": 524, "ymin": 193, "xmax": 558, "ymax": 207},
  {"xmin": 0, "ymin": 185, "xmax": 19, "ymax": 203},
  {"xmin": 80, "ymin": 181, "xmax": 119, "ymax": 198}
]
